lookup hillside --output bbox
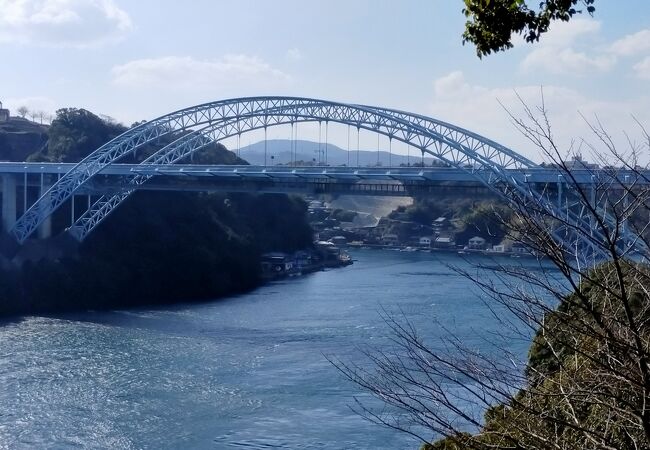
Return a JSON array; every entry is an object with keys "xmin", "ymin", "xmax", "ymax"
[
  {"xmin": 0, "ymin": 117, "xmax": 49, "ymax": 162},
  {"xmin": 0, "ymin": 109, "xmax": 245, "ymax": 166},
  {"xmin": 0, "ymin": 108, "xmax": 313, "ymax": 317}
]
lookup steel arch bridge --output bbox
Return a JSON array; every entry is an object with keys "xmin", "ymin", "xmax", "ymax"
[{"xmin": 5, "ymin": 96, "xmax": 641, "ymax": 261}]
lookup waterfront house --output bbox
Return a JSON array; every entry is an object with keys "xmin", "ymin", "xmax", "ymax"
[
  {"xmin": 511, "ymin": 242, "xmax": 532, "ymax": 255},
  {"xmin": 419, "ymin": 236, "xmax": 432, "ymax": 248},
  {"xmin": 308, "ymin": 200, "xmax": 327, "ymax": 211},
  {"xmin": 468, "ymin": 236, "xmax": 487, "ymax": 250},
  {"xmin": 315, "ymin": 241, "xmax": 349, "ymax": 265},
  {"xmin": 381, "ymin": 233, "xmax": 399, "ymax": 246},
  {"xmin": 261, "ymin": 252, "xmax": 294, "ymax": 274},
  {"xmin": 293, "ymin": 250, "xmax": 313, "ymax": 269},
  {"xmin": 433, "ymin": 236, "xmax": 455, "ymax": 249}
]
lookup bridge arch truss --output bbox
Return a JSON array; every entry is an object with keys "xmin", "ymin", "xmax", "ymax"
[{"xmin": 7, "ymin": 96, "xmax": 638, "ymax": 262}]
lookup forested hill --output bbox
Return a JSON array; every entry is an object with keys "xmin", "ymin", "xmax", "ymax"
[
  {"xmin": 1, "ymin": 108, "xmax": 242, "ymax": 165},
  {"xmin": 0, "ymin": 116, "xmax": 49, "ymax": 162},
  {"xmin": 0, "ymin": 108, "xmax": 313, "ymax": 317}
]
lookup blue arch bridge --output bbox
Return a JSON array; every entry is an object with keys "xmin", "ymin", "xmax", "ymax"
[{"xmin": 0, "ymin": 97, "xmax": 647, "ymax": 263}]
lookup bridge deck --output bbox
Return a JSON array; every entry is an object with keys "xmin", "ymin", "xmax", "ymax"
[{"xmin": 0, "ymin": 162, "xmax": 646, "ymax": 185}]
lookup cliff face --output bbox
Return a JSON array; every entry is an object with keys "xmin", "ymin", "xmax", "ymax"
[
  {"xmin": 0, "ymin": 191, "xmax": 314, "ymax": 317},
  {"xmin": 0, "ymin": 117, "xmax": 49, "ymax": 162}
]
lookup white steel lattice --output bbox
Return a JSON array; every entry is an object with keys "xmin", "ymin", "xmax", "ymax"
[{"xmin": 9, "ymin": 97, "xmax": 644, "ymax": 264}]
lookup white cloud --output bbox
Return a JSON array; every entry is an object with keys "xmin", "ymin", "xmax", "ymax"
[
  {"xmin": 429, "ymin": 71, "xmax": 650, "ymax": 163},
  {"xmin": 609, "ymin": 29, "xmax": 650, "ymax": 56},
  {"xmin": 607, "ymin": 28, "xmax": 650, "ymax": 80},
  {"xmin": 286, "ymin": 48, "xmax": 302, "ymax": 61},
  {"xmin": 0, "ymin": 0, "xmax": 132, "ymax": 47},
  {"xmin": 634, "ymin": 57, "xmax": 650, "ymax": 80},
  {"xmin": 433, "ymin": 70, "xmax": 479, "ymax": 98},
  {"xmin": 539, "ymin": 18, "xmax": 602, "ymax": 47},
  {"xmin": 522, "ymin": 47, "xmax": 615, "ymax": 75},
  {"xmin": 111, "ymin": 55, "xmax": 291, "ymax": 91},
  {"xmin": 520, "ymin": 19, "xmax": 615, "ymax": 75}
]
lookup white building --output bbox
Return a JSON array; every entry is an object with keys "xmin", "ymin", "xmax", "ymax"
[
  {"xmin": 562, "ymin": 154, "xmax": 599, "ymax": 170},
  {"xmin": 434, "ymin": 236, "xmax": 455, "ymax": 249},
  {"xmin": 0, "ymin": 101, "xmax": 9, "ymax": 122}
]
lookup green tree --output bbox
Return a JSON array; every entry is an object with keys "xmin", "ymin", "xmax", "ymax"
[
  {"xmin": 45, "ymin": 108, "xmax": 127, "ymax": 162},
  {"xmin": 454, "ymin": 201, "xmax": 512, "ymax": 245},
  {"xmin": 462, "ymin": 0, "xmax": 596, "ymax": 57}
]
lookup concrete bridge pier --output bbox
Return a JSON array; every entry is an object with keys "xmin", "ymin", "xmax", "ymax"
[
  {"xmin": 1, "ymin": 174, "xmax": 17, "ymax": 233},
  {"xmin": 38, "ymin": 181, "xmax": 52, "ymax": 239}
]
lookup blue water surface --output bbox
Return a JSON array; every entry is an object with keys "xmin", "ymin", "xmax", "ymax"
[{"xmin": 0, "ymin": 250, "xmax": 556, "ymax": 449}]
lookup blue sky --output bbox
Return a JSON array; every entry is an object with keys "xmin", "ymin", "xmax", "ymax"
[{"xmin": 1, "ymin": 0, "xmax": 649, "ymax": 161}]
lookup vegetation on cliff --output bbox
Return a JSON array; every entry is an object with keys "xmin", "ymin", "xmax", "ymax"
[
  {"xmin": 0, "ymin": 191, "xmax": 312, "ymax": 316},
  {"xmin": 27, "ymin": 108, "xmax": 126, "ymax": 162},
  {"xmin": 427, "ymin": 262, "xmax": 650, "ymax": 449},
  {"xmin": 0, "ymin": 108, "xmax": 313, "ymax": 316},
  {"xmin": 389, "ymin": 194, "xmax": 513, "ymax": 246},
  {"xmin": 24, "ymin": 108, "xmax": 240, "ymax": 165},
  {"xmin": 0, "ymin": 116, "xmax": 49, "ymax": 162}
]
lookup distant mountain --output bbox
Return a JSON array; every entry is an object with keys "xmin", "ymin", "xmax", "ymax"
[{"xmin": 237, "ymin": 139, "xmax": 439, "ymax": 167}]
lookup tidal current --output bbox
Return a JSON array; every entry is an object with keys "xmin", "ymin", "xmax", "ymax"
[{"xmin": 0, "ymin": 250, "xmax": 552, "ymax": 449}]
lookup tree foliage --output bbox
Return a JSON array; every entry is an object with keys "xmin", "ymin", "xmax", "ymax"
[
  {"xmin": 454, "ymin": 202, "xmax": 512, "ymax": 245},
  {"xmin": 44, "ymin": 108, "xmax": 127, "ymax": 162},
  {"xmin": 0, "ymin": 190, "xmax": 314, "ymax": 317},
  {"xmin": 388, "ymin": 195, "xmax": 511, "ymax": 245},
  {"xmin": 422, "ymin": 263, "xmax": 650, "ymax": 449},
  {"xmin": 462, "ymin": 0, "xmax": 596, "ymax": 57},
  {"xmin": 16, "ymin": 106, "xmax": 29, "ymax": 118}
]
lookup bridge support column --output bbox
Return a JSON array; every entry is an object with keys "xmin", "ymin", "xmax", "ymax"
[
  {"xmin": 1, "ymin": 174, "xmax": 17, "ymax": 233},
  {"xmin": 38, "ymin": 182, "xmax": 53, "ymax": 239},
  {"xmin": 557, "ymin": 175, "xmax": 563, "ymax": 211}
]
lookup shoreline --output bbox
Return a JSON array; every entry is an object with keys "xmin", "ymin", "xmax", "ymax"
[
  {"xmin": 0, "ymin": 252, "xmax": 354, "ymax": 321},
  {"xmin": 261, "ymin": 256, "xmax": 353, "ymax": 282},
  {"xmin": 345, "ymin": 242, "xmax": 537, "ymax": 258}
]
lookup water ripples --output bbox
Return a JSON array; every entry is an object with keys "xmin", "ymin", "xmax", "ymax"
[{"xmin": 0, "ymin": 250, "xmax": 543, "ymax": 449}]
